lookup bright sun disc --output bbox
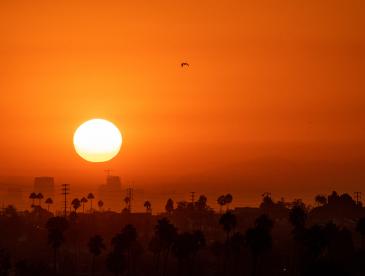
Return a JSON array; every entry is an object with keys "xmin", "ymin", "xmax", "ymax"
[{"xmin": 73, "ymin": 119, "xmax": 122, "ymax": 162}]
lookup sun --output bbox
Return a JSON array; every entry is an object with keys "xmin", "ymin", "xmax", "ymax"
[{"xmin": 73, "ymin": 119, "xmax": 122, "ymax": 162}]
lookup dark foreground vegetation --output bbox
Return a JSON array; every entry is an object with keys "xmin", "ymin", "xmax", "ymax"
[{"xmin": 1, "ymin": 191, "xmax": 365, "ymax": 276}]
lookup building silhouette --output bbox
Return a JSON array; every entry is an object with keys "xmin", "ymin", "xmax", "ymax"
[
  {"xmin": 33, "ymin": 177, "xmax": 55, "ymax": 199},
  {"xmin": 98, "ymin": 175, "xmax": 123, "ymax": 210}
]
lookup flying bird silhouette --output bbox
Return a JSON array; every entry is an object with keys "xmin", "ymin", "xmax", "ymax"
[{"xmin": 181, "ymin": 62, "xmax": 189, "ymax": 68}]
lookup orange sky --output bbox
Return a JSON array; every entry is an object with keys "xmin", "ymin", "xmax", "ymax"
[{"xmin": 0, "ymin": 1, "xmax": 364, "ymax": 209}]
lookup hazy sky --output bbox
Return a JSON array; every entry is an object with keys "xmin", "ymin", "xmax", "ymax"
[{"xmin": 0, "ymin": 1, "xmax": 364, "ymax": 208}]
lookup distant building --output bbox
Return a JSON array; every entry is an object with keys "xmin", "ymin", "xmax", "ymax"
[
  {"xmin": 98, "ymin": 176, "xmax": 123, "ymax": 211},
  {"xmin": 33, "ymin": 177, "xmax": 55, "ymax": 199}
]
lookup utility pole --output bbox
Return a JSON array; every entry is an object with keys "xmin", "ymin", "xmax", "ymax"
[
  {"xmin": 61, "ymin": 184, "xmax": 70, "ymax": 217},
  {"xmin": 190, "ymin": 192, "xmax": 195, "ymax": 203},
  {"xmin": 126, "ymin": 187, "xmax": 133, "ymax": 212},
  {"xmin": 354, "ymin": 192, "xmax": 362, "ymax": 205}
]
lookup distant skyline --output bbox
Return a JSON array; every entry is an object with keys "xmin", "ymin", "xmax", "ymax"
[{"xmin": 0, "ymin": 1, "xmax": 364, "ymax": 205}]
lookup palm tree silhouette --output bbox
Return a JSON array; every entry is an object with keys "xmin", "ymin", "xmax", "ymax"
[
  {"xmin": 315, "ymin": 194, "xmax": 327, "ymax": 206},
  {"xmin": 71, "ymin": 198, "xmax": 81, "ymax": 213},
  {"xmin": 154, "ymin": 218, "xmax": 177, "ymax": 276},
  {"xmin": 289, "ymin": 204, "xmax": 307, "ymax": 239},
  {"xmin": 144, "ymin": 201, "xmax": 152, "ymax": 213},
  {"xmin": 124, "ymin": 196, "xmax": 131, "ymax": 211},
  {"xmin": 36, "ymin": 193, "xmax": 44, "ymax": 207},
  {"xmin": 46, "ymin": 216, "xmax": 69, "ymax": 272},
  {"xmin": 29, "ymin": 192, "xmax": 37, "ymax": 206},
  {"xmin": 224, "ymin": 193, "xmax": 233, "ymax": 210},
  {"xmin": 219, "ymin": 211, "xmax": 237, "ymax": 241},
  {"xmin": 217, "ymin": 195, "xmax": 226, "ymax": 213},
  {"xmin": 88, "ymin": 234, "xmax": 106, "ymax": 276},
  {"xmin": 80, "ymin": 197, "xmax": 88, "ymax": 213},
  {"xmin": 196, "ymin": 195, "xmax": 207, "ymax": 209},
  {"xmin": 45, "ymin": 198, "xmax": 53, "ymax": 212},
  {"xmin": 165, "ymin": 198, "xmax": 174, "ymax": 215},
  {"xmin": 246, "ymin": 215, "xmax": 273, "ymax": 276},
  {"xmin": 356, "ymin": 217, "xmax": 365, "ymax": 249},
  {"xmin": 97, "ymin": 200, "xmax": 104, "ymax": 211},
  {"xmin": 87, "ymin": 193, "xmax": 95, "ymax": 211}
]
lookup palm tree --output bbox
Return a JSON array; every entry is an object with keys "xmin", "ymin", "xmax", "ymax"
[
  {"xmin": 124, "ymin": 196, "xmax": 131, "ymax": 211},
  {"xmin": 196, "ymin": 195, "xmax": 207, "ymax": 209},
  {"xmin": 87, "ymin": 193, "xmax": 95, "ymax": 211},
  {"xmin": 217, "ymin": 195, "xmax": 226, "ymax": 213},
  {"xmin": 219, "ymin": 211, "xmax": 237, "ymax": 241},
  {"xmin": 356, "ymin": 217, "xmax": 365, "ymax": 249},
  {"xmin": 98, "ymin": 200, "xmax": 104, "ymax": 211},
  {"xmin": 88, "ymin": 235, "xmax": 106, "ymax": 276},
  {"xmin": 165, "ymin": 198, "xmax": 174, "ymax": 215},
  {"xmin": 315, "ymin": 194, "xmax": 327, "ymax": 206},
  {"xmin": 224, "ymin": 193, "xmax": 233, "ymax": 210},
  {"xmin": 246, "ymin": 215, "xmax": 273, "ymax": 276},
  {"xmin": 36, "ymin": 193, "xmax": 44, "ymax": 206},
  {"xmin": 46, "ymin": 216, "xmax": 69, "ymax": 272},
  {"xmin": 154, "ymin": 218, "xmax": 177, "ymax": 276},
  {"xmin": 80, "ymin": 197, "xmax": 88, "ymax": 213},
  {"xmin": 45, "ymin": 198, "xmax": 53, "ymax": 212},
  {"xmin": 29, "ymin": 192, "xmax": 37, "ymax": 206},
  {"xmin": 144, "ymin": 201, "xmax": 152, "ymax": 213},
  {"xmin": 71, "ymin": 198, "xmax": 81, "ymax": 213},
  {"xmin": 289, "ymin": 204, "xmax": 307, "ymax": 239}
]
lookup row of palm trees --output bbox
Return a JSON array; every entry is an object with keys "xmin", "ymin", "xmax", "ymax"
[
  {"xmin": 29, "ymin": 192, "xmax": 53, "ymax": 211},
  {"xmin": 71, "ymin": 193, "xmax": 105, "ymax": 213}
]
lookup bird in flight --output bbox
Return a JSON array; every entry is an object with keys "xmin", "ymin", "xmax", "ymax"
[{"xmin": 181, "ymin": 62, "xmax": 189, "ymax": 68}]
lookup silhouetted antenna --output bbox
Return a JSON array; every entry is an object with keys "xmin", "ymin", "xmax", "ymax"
[
  {"xmin": 190, "ymin": 192, "xmax": 195, "ymax": 203},
  {"xmin": 354, "ymin": 192, "xmax": 362, "ymax": 205},
  {"xmin": 61, "ymin": 184, "xmax": 70, "ymax": 217}
]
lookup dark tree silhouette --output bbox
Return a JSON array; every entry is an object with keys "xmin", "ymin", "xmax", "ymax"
[
  {"xmin": 71, "ymin": 198, "xmax": 81, "ymax": 213},
  {"xmin": 107, "ymin": 251, "xmax": 126, "ymax": 276},
  {"xmin": 219, "ymin": 211, "xmax": 237, "ymax": 241},
  {"xmin": 45, "ymin": 198, "xmax": 53, "ymax": 212},
  {"xmin": 224, "ymin": 194, "xmax": 233, "ymax": 210},
  {"xmin": 153, "ymin": 218, "xmax": 177, "ymax": 276},
  {"xmin": 36, "ymin": 193, "xmax": 44, "ymax": 207},
  {"xmin": 80, "ymin": 197, "xmax": 88, "ymax": 213},
  {"xmin": 97, "ymin": 200, "xmax": 104, "ymax": 211},
  {"xmin": 165, "ymin": 198, "xmax": 174, "ymax": 215},
  {"xmin": 87, "ymin": 193, "xmax": 95, "ymax": 211},
  {"xmin": 356, "ymin": 217, "xmax": 365, "ymax": 249},
  {"xmin": 29, "ymin": 192, "xmax": 37, "ymax": 206},
  {"xmin": 315, "ymin": 194, "xmax": 327, "ymax": 206},
  {"xmin": 0, "ymin": 248, "xmax": 11, "ymax": 276},
  {"xmin": 217, "ymin": 195, "xmax": 226, "ymax": 213},
  {"xmin": 246, "ymin": 215, "xmax": 273, "ymax": 276},
  {"xmin": 46, "ymin": 216, "xmax": 69, "ymax": 272},
  {"xmin": 196, "ymin": 195, "xmax": 207, "ymax": 209},
  {"xmin": 172, "ymin": 231, "xmax": 205, "ymax": 275},
  {"xmin": 88, "ymin": 235, "xmax": 106, "ymax": 276},
  {"xmin": 289, "ymin": 204, "xmax": 307, "ymax": 238},
  {"xmin": 111, "ymin": 224, "xmax": 140, "ymax": 276},
  {"xmin": 124, "ymin": 196, "xmax": 131, "ymax": 211},
  {"xmin": 144, "ymin": 200, "xmax": 152, "ymax": 213}
]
